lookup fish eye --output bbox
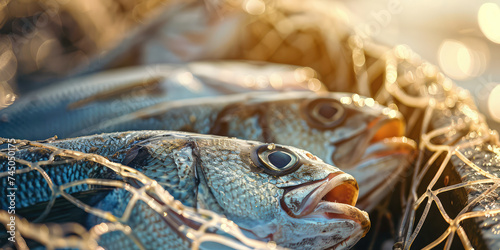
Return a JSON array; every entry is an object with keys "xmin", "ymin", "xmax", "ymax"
[
  {"xmin": 301, "ymin": 98, "xmax": 345, "ymax": 129},
  {"xmin": 251, "ymin": 144, "xmax": 302, "ymax": 176}
]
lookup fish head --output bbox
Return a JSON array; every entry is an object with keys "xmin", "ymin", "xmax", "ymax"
[
  {"xmin": 217, "ymin": 92, "xmax": 416, "ymax": 211},
  {"xmin": 294, "ymin": 93, "xmax": 417, "ymax": 211},
  {"xmin": 192, "ymin": 135, "xmax": 370, "ymax": 249}
]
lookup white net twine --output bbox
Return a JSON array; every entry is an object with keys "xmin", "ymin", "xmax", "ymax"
[{"xmin": 380, "ymin": 46, "xmax": 500, "ymax": 249}]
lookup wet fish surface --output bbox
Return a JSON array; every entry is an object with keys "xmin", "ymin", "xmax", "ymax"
[
  {"xmin": 0, "ymin": 131, "xmax": 370, "ymax": 249},
  {"xmin": 0, "ymin": 61, "xmax": 318, "ymax": 140},
  {"xmin": 76, "ymin": 91, "xmax": 416, "ymax": 212}
]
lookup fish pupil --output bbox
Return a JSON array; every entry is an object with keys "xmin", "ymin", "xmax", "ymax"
[
  {"xmin": 268, "ymin": 151, "xmax": 292, "ymax": 169},
  {"xmin": 318, "ymin": 104, "xmax": 337, "ymax": 119}
]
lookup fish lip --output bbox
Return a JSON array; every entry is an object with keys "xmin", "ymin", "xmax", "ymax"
[
  {"xmin": 309, "ymin": 201, "xmax": 370, "ymax": 233},
  {"xmin": 279, "ymin": 172, "xmax": 371, "ymax": 245},
  {"xmin": 351, "ymin": 136, "xmax": 417, "ymax": 211},
  {"xmin": 361, "ymin": 136, "xmax": 417, "ymax": 161},
  {"xmin": 333, "ymin": 115, "xmax": 410, "ymax": 168},
  {"xmin": 280, "ymin": 173, "xmax": 365, "ymax": 222}
]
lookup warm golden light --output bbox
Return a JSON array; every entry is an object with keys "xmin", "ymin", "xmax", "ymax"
[
  {"xmin": 293, "ymin": 67, "xmax": 315, "ymax": 83},
  {"xmin": 307, "ymin": 78, "xmax": 322, "ymax": 91},
  {"xmin": 488, "ymin": 84, "xmax": 500, "ymax": 122},
  {"xmin": 0, "ymin": 81, "xmax": 16, "ymax": 109},
  {"xmin": 177, "ymin": 71, "xmax": 202, "ymax": 91},
  {"xmin": 269, "ymin": 73, "xmax": 283, "ymax": 89},
  {"xmin": 0, "ymin": 41, "xmax": 16, "ymax": 82},
  {"xmin": 438, "ymin": 38, "xmax": 489, "ymax": 81},
  {"xmin": 438, "ymin": 40, "xmax": 473, "ymax": 80},
  {"xmin": 456, "ymin": 46, "xmax": 471, "ymax": 74},
  {"xmin": 478, "ymin": 3, "xmax": 500, "ymax": 44},
  {"xmin": 244, "ymin": 0, "xmax": 266, "ymax": 15}
]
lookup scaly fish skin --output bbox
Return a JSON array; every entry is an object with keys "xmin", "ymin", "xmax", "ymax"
[
  {"xmin": 1, "ymin": 131, "xmax": 370, "ymax": 249},
  {"xmin": 79, "ymin": 91, "xmax": 416, "ymax": 211},
  {"xmin": 0, "ymin": 61, "xmax": 316, "ymax": 140}
]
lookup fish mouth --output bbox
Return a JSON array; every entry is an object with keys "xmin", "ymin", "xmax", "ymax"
[
  {"xmin": 354, "ymin": 137, "xmax": 416, "ymax": 211},
  {"xmin": 281, "ymin": 172, "xmax": 370, "ymax": 232},
  {"xmin": 334, "ymin": 112, "xmax": 416, "ymax": 211},
  {"xmin": 368, "ymin": 115, "xmax": 406, "ymax": 144},
  {"xmin": 332, "ymin": 113, "xmax": 410, "ymax": 169},
  {"xmin": 362, "ymin": 136, "xmax": 416, "ymax": 160}
]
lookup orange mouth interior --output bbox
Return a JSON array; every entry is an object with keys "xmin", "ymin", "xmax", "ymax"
[
  {"xmin": 370, "ymin": 119, "xmax": 405, "ymax": 143},
  {"xmin": 323, "ymin": 182, "xmax": 358, "ymax": 206},
  {"xmin": 281, "ymin": 173, "xmax": 360, "ymax": 219}
]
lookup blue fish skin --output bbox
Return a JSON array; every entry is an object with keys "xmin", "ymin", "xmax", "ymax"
[{"xmin": 0, "ymin": 62, "xmax": 313, "ymax": 140}]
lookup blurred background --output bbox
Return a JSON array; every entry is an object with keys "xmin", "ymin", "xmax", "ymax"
[
  {"xmin": 0, "ymin": 0, "xmax": 499, "ymax": 129},
  {"xmin": 345, "ymin": 0, "xmax": 500, "ymax": 130}
]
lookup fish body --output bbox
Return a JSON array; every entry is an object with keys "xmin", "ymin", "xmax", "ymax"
[
  {"xmin": 1, "ymin": 131, "xmax": 369, "ymax": 249},
  {"xmin": 0, "ymin": 61, "xmax": 319, "ymax": 140},
  {"xmin": 77, "ymin": 91, "xmax": 416, "ymax": 211}
]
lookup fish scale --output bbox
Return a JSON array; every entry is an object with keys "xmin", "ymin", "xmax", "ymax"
[{"xmin": 0, "ymin": 62, "xmax": 315, "ymax": 140}]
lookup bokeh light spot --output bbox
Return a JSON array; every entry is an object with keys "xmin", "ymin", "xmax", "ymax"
[
  {"xmin": 488, "ymin": 84, "xmax": 500, "ymax": 122},
  {"xmin": 244, "ymin": 0, "xmax": 266, "ymax": 15},
  {"xmin": 438, "ymin": 40, "xmax": 473, "ymax": 80},
  {"xmin": 478, "ymin": 3, "xmax": 500, "ymax": 44}
]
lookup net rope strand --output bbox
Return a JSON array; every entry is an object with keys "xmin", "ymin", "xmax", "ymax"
[{"xmin": 375, "ymin": 45, "xmax": 500, "ymax": 249}]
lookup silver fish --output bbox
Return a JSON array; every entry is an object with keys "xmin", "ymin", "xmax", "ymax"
[
  {"xmin": 77, "ymin": 91, "xmax": 416, "ymax": 212},
  {"xmin": 1, "ymin": 131, "xmax": 370, "ymax": 249},
  {"xmin": 0, "ymin": 61, "xmax": 321, "ymax": 140}
]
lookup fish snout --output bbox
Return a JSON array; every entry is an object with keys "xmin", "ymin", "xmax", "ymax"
[
  {"xmin": 281, "ymin": 172, "xmax": 363, "ymax": 220},
  {"xmin": 332, "ymin": 111, "xmax": 410, "ymax": 169},
  {"xmin": 362, "ymin": 136, "xmax": 417, "ymax": 159},
  {"xmin": 279, "ymin": 172, "xmax": 370, "ymax": 248},
  {"xmin": 354, "ymin": 137, "xmax": 417, "ymax": 211},
  {"xmin": 368, "ymin": 115, "xmax": 406, "ymax": 143}
]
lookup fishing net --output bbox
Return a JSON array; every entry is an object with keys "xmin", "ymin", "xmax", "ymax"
[
  {"xmin": 359, "ymin": 44, "xmax": 500, "ymax": 249},
  {"xmin": 1, "ymin": 0, "xmax": 500, "ymax": 249}
]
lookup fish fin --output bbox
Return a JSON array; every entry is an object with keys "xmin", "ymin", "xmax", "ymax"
[
  {"xmin": 15, "ymin": 189, "xmax": 112, "ymax": 225},
  {"xmin": 121, "ymin": 138, "xmax": 200, "ymax": 207},
  {"xmin": 209, "ymin": 103, "xmax": 259, "ymax": 136},
  {"xmin": 122, "ymin": 144, "xmax": 151, "ymax": 168},
  {"xmin": 0, "ymin": 189, "xmax": 111, "ymax": 249},
  {"xmin": 67, "ymin": 77, "xmax": 164, "ymax": 110},
  {"xmin": 190, "ymin": 144, "xmax": 225, "ymax": 214}
]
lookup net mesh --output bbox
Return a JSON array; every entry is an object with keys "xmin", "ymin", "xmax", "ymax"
[
  {"xmin": 1, "ymin": 0, "xmax": 500, "ymax": 249},
  {"xmin": 376, "ymin": 46, "xmax": 500, "ymax": 249}
]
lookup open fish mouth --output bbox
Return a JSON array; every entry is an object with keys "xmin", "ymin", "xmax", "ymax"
[
  {"xmin": 281, "ymin": 172, "xmax": 370, "ymax": 237},
  {"xmin": 362, "ymin": 114, "xmax": 417, "ymax": 162},
  {"xmin": 362, "ymin": 136, "xmax": 416, "ymax": 160},
  {"xmin": 343, "ymin": 113, "xmax": 416, "ymax": 211},
  {"xmin": 352, "ymin": 136, "xmax": 416, "ymax": 211},
  {"xmin": 332, "ymin": 110, "xmax": 414, "ymax": 169}
]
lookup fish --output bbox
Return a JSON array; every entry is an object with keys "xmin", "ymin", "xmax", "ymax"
[
  {"xmin": 76, "ymin": 91, "xmax": 416, "ymax": 212},
  {"xmin": 0, "ymin": 61, "xmax": 322, "ymax": 140},
  {"xmin": 0, "ymin": 131, "xmax": 370, "ymax": 249}
]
